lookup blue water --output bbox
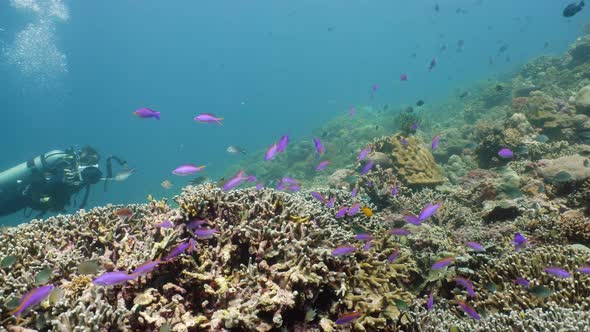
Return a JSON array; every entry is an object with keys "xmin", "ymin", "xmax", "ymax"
[{"xmin": 0, "ymin": 0, "xmax": 586, "ymax": 226}]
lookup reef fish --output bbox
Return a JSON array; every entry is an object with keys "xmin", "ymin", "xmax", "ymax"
[
  {"xmin": 351, "ymin": 187, "xmax": 358, "ymax": 197},
  {"xmin": 316, "ymin": 160, "xmax": 330, "ymax": 171},
  {"xmin": 426, "ymin": 291, "xmax": 434, "ymax": 310},
  {"xmin": 358, "ymin": 146, "xmax": 371, "ymax": 161},
  {"xmin": 194, "ymin": 113, "xmax": 223, "ymax": 125},
  {"xmin": 172, "ymin": 164, "xmax": 206, "ymax": 176},
  {"xmin": 313, "ymin": 137, "xmax": 325, "ymax": 155},
  {"xmin": 563, "ymin": 1, "xmax": 585, "ymax": 17},
  {"xmin": 577, "ymin": 266, "xmax": 590, "ymax": 274},
  {"xmin": 256, "ymin": 182, "xmax": 264, "ymax": 190},
  {"xmin": 429, "ymin": 57, "xmax": 437, "ymax": 71},
  {"xmin": 277, "ymin": 135, "xmax": 289, "ymax": 153},
  {"xmin": 335, "ymin": 206, "xmax": 348, "ymax": 218},
  {"xmin": 355, "ymin": 233, "xmax": 373, "ymax": 241},
  {"xmin": 327, "ymin": 196, "xmax": 335, "ymax": 208},
  {"xmin": 387, "ymin": 249, "xmax": 400, "ymax": 263},
  {"xmin": 132, "ymin": 259, "xmax": 161, "ymax": 277},
  {"xmin": 93, "ymin": 271, "xmax": 136, "ymax": 286},
  {"xmin": 265, "ymin": 143, "xmax": 279, "ymax": 161},
  {"xmin": 10, "ymin": 284, "xmax": 55, "ymax": 321},
  {"xmin": 465, "ymin": 241, "xmax": 484, "ymax": 251},
  {"xmin": 332, "ymin": 245, "xmax": 356, "ymax": 256},
  {"xmin": 165, "ymin": 239, "xmax": 196, "ymax": 261},
  {"xmin": 223, "ymin": 170, "xmax": 247, "ymax": 191},
  {"xmin": 361, "ymin": 206, "xmax": 373, "ymax": 217},
  {"xmin": 391, "ymin": 183, "xmax": 399, "ymax": 196},
  {"xmin": 389, "ymin": 228, "xmax": 411, "ymax": 236},
  {"xmin": 227, "ymin": 145, "xmax": 246, "ymax": 155},
  {"xmin": 194, "ymin": 228, "xmax": 219, "ymax": 239},
  {"xmin": 400, "ymin": 74, "xmax": 408, "ymax": 81},
  {"xmin": 513, "ymin": 277, "xmax": 530, "ymax": 287},
  {"xmin": 432, "ymin": 135, "xmax": 441, "ymax": 150},
  {"xmin": 454, "ymin": 277, "xmax": 476, "ymax": 297},
  {"xmin": 498, "ymin": 148, "xmax": 514, "ymax": 159},
  {"xmin": 310, "ymin": 191, "xmax": 328, "ymax": 203},
  {"xmin": 155, "ymin": 220, "xmax": 174, "ymax": 228},
  {"xmin": 361, "ymin": 161, "xmax": 374, "ymax": 175},
  {"xmin": 335, "ymin": 311, "xmax": 362, "ymax": 325},
  {"xmin": 514, "ymin": 233, "xmax": 528, "ymax": 251},
  {"xmin": 544, "ymin": 266, "xmax": 571, "ymax": 278},
  {"xmin": 432, "ymin": 256, "xmax": 455, "ymax": 270},
  {"xmin": 456, "ymin": 301, "xmax": 480, "ymax": 320},
  {"xmin": 133, "ymin": 108, "xmax": 160, "ymax": 120},
  {"xmin": 347, "ymin": 204, "xmax": 361, "ymax": 216}
]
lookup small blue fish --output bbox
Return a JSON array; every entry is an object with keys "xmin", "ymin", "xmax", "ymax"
[
  {"xmin": 194, "ymin": 228, "xmax": 219, "ymax": 239},
  {"xmin": 544, "ymin": 266, "xmax": 571, "ymax": 278},
  {"xmin": 361, "ymin": 161, "xmax": 374, "ymax": 175},
  {"xmin": 426, "ymin": 291, "xmax": 434, "ymax": 311},
  {"xmin": 332, "ymin": 245, "xmax": 356, "ymax": 256},
  {"xmin": 465, "ymin": 241, "xmax": 484, "ymax": 251},
  {"xmin": 387, "ymin": 249, "xmax": 400, "ymax": 263}
]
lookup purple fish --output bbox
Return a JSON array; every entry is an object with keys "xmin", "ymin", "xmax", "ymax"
[
  {"xmin": 400, "ymin": 137, "xmax": 408, "ymax": 145},
  {"xmin": 465, "ymin": 241, "xmax": 484, "ymax": 251},
  {"xmin": 186, "ymin": 219, "xmax": 209, "ymax": 230},
  {"xmin": 361, "ymin": 161, "xmax": 374, "ymax": 175},
  {"xmin": 93, "ymin": 271, "xmax": 135, "ymax": 286},
  {"xmin": 195, "ymin": 228, "xmax": 219, "ymax": 239},
  {"xmin": 165, "ymin": 241, "xmax": 193, "ymax": 261},
  {"xmin": 316, "ymin": 160, "xmax": 330, "ymax": 171},
  {"xmin": 246, "ymin": 175, "xmax": 257, "ymax": 182},
  {"xmin": 335, "ymin": 206, "xmax": 348, "ymax": 218},
  {"xmin": 429, "ymin": 57, "xmax": 437, "ymax": 71},
  {"xmin": 194, "ymin": 113, "xmax": 223, "ymax": 125},
  {"xmin": 457, "ymin": 301, "xmax": 480, "ymax": 320},
  {"xmin": 277, "ymin": 135, "xmax": 289, "ymax": 153},
  {"xmin": 387, "ymin": 249, "xmax": 400, "ymax": 263},
  {"xmin": 513, "ymin": 277, "xmax": 530, "ymax": 287},
  {"xmin": 286, "ymin": 184, "xmax": 301, "ymax": 192},
  {"xmin": 313, "ymin": 137, "xmax": 325, "ymax": 155},
  {"xmin": 351, "ymin": 188, "xmax": 358, "ymax": 197},
  {"xmin": 223, "ymin": 170, "xmax": 247, "ymax": 191},
  {"xmin": 404, "ymin": 214, "xmax": 422, "ymax": 225},
  {"xmin": 10, "ymin": 284, "xmax": 55, "ymax": 320},
  {"xmin": 432, "ymin": 135, "xmax": 440, "ymax": 150},
  {"xmin": 155, "ymin": 220, "xmax": 174, "ymax": 228},
  {"xmin": 133, "ymin": 107, "xmax": 160, "ymax": 120},
  {"xmin": 577, "ymin": 266, "xmax": 590, "ymax": 274},
  {"xmin": 514, "ymin": 233, "xmax": 528, "ymax": 251},
  {"xmin": 389, "ymin": 228, "xmax": 411, "ymax": 236},
  {"xmin": 358, "ymin": 147, "xmax": 371, "ymax": 161},
  {"xmin": 411, "ymin": 123, "xmax": 419, "ymax": 131},
  {"xmin": 432, "ymin": 256, "xmax": 455, "ymax": 270},
  {"xmin": 172, "ymin": 164, "xmax": 206, "ymax": 176},
  {"xmin": 498, "ymin": 148, "xmax": 514, "ymax": 159},
  {"xmin": 132, "ymin": 259, "xmax": 161, "ymax": 277},
  {"xmin": 332, "ymin": 245, "xmax": 356, "ymax": 256},
  {"xmin": 255, "ymin": 182, "xmax": 264, "ymax": 190},
  {"xmin": 544, "ymin": 267, "xmax": 571, "ymax": 278},
  {"xmin": 347, "ymin": 204, "xmax": 361, "ymax": 216},
  {"xmin": 310, "ymin": 191, "xmax": 328, "ymax": 203},
  {"xmin": 454, "ymin": 277, "xmax": 476, "ymax": 297},
  {"xmin": 400, "ymin": 73, "xmax": 408, "ymax": 81},
  {"xmin": 327, "ymin": 196, "xmax": 335, "ymax": 208},
  {"xmin": 363, "ymin": 241, "xmax": 372, "ymax": 251},
  {"xmin": 426, "ymin": 291, "xmax": 434, "ymax": 311},
  {"xmin": 391, "ymin": 183, "xmax": 399, "ymax": 196},
  {"xmin": 282, "ymin": 177, "xmax": 299, "ymax": 185},
  {"xmin": 265, "ymin": 143, "xmax": 279, "ymax": 161},
  {"xmin": 355, "ymin": 233, "xmax": 373, "ymax": 241},
  {"xmin": 418, "ymin": 202, "xmax": 442, "ymax": 221},
  {"xmin": 335, "ymin": 311, "xmax": 362, "ymax": 325}
]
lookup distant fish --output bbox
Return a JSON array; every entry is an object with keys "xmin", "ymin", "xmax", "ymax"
[
  {"xmin": 316, "ymin": 160, "xmax": 330, "ymax": 171},
  {"xmin": 223, "ymin": 170, "xmax": 247, "ymax": 191},
  {"xmin": 194, "ymin": 113, "xmax": 223, "ymax": 125},
  {"xmin": 347, "ymin": 203, "xmax": 361, "ymax": 216},
  {"xmin": 465, "ymin": 241, "xmax": 484, "ymax": 251},
  {"xmin": 428, "ymin": 58, "xmax": 437, "ymax": 71},
  {"xmin": 358, "ymin": 146, "xmax": 371, "ymax": 161},
  {"xmin": 370, "ymin": 84, "xmax": 378, "ymax": 99},
  {"xmin": 194, "ymin": 228, "xmax": 219, "ymax": 239},
  {"xmin": 497, "ymin": 44, "xmax": 509, "ymax": 54},
  {"xmin": 544, "ymin": 266, "xmax": 571, "ymax": 278},
  {"xmin": 155, "ymin": 220, "xmax": 174, "ymax": 228},
  {"xmin": 93, "ymin": 271, "xmax": 135, "ymax": 286},
  {"xmin": 335, "ymin": 206, "xmax": 349, "ymax": 218},
  {"xmin": 227, "ymin": 145, "xmax": 246, "ymax": 155},
  {"xmin": 335, "ymin": 311, "xmax": 362, "ymax": 325},
  {"xmin": 514, "ymin": 233, "xmax": 528, "ymax": 251},
  {"xmin": 563, "ymin": 1, "xmax": 585, "ymax": 17},
  {"xmin": 265, "ymin": 143, "xmax": 279, "ymax": 161},
  {"xmin": 513, "ymin": 277, "xmax": 530, "ymax": 287},
  {"xmin": 456, "ymin": 301, "xmax": 480, "ymax": 320},
  {"xmin": 313, "ymin": 137, "xmax": 325, "ymax": 155},
  {"xmin": 361, "ymin": 161, "xmax": 374, "ymax": 175},
  {"xmin": 332, "ymin": 245, "xmax": 356, "ymax": 256},
  {"xmin": 416, "ymin": 100, "xmax": 425, "ymax": 107},
  {"xmin": 10, "ymin": 285, "xmax": 55, "ymax": 321},
  {"xmin": 172, "ymin": 164, "xmax": 206, "ymax": 176},
  {"xmin": 459, "ymin": 91, "xmax": 470, "ymax": 98},
  {"xmin": 432, "ymin": 135, "xmax": 441, "ymax": 150},
  {"xmin": 389, "ymin": 228, "xmax": 411, "ymax": 236},
  {"xmin": 454, "ymin": 277, "xmax": 476, "ymax": 297},
  {"xmin": 327, "ymin": 196, "xmax": 335, "ymax": 208},
  {"xmin": 310, "ymin": 191, "xmax": 328, "ymax": 203},
  {"xmin": 432, "ymin": 256, "xmax": 455, "ymax": 270},
  {"xmin": 498, "ymin": 148, "xmax": 514, "ymax": 159},
  {"xmin": 400, "ymin": 74, "xmax": 408, "ymax": 81},
  {"xmin": 400, "ymin": 137, "xmax": 409, "ymax": 145},
  {"xmin": 387, "ymin": 249, "xmax": 400, "ymax": 263},
  {"xmin": 277, "ymin": 135, "xmax": 289, "ymax": 153},
  {"xmin": 133, "ymin": 108, "xmax": 160, "ymax": 120}
]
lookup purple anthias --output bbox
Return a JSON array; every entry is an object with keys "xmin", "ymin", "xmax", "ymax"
[
  {"xmin": 223, "ymin": 170, "xmax": 248, "ymax": 191},
  {"xmin": 513, "ymin": 277, "xmax": 530, "ymax": 287},
  {"xmin": 454, "ymin": 277, "xmax": 476, "ymax": 298},
  {"xmin": 194, "ymin": 113, "xmax": 223, "ymax": 125},
  {"xmin": 332, "ymin": 245, "xmax": 356, "ymax": 256},
  {"xmin": 355, "ymin": 233, "xmax": 373, "ymax": 241},
  {"xmin": 498, "ymin": 148, "xmax": 514, "ymax": 159},
  {"xmin": 310, "ymin": 191, "xmax": 328, "ymax": 203},
  {"xmin": 93, "ymin": 271, "xmax": 136, "ymax": 286},
  {"xmin": 426, "ymin": 291, "xmax": 434, "ymax": 311},
  {"xmin": 316, "ymin": 160, "xmax": 330, "ymax": 171},
  {"xmin": 544, "ymin": 267, "xmax": 571, "ymax": 278},
  {"xmin": 351, "ymin": 188, "xmax": 358, "ymax": 197},
  {"xmin": 186, "ymin": 219, "xmax": 209, "ymax": 230},
  {"xmin": 432, "ymin": 135, "xmax": 441, "ymax": 150},
  {"xmin": 194, "ymin": 228, "xmax": 219, "ymax": 239},
  {"xmin": 387, "ymin": 249, "xmax": 400, "ymax": 263},
  {"xmin": 165, "ymin": 239, "xmax": 196, "ymax": 261},
  {"xmin": 347, "ymin": 204, "xmax": 361, "ymax": 216},
  {"xmin": 256, "ymin": 182, "xmax": 264, "ymax": 190},
  {"xmin": 327, "ymin": 196, "xmax": 335, "ymax": 208},
  {"xmin": 514, "ymin": 233, "xmax": 528, "ymax": 251},
  {"xmin": 358, "ymin": 147, "xmax": 371, "ymax": 161},
  {"xmin": 265, "ymin": 143, "xmax": 279, "ymax": 161},
  {"xmin": 577, "ymin": 266, "xmax": 590, "ymax": 274},
  {"xmin": 277, "ymin": 135, "xmax": 289, "ymax": 153},
  {"xmin": 335, "ymin": 311, "xmax": 361, "ymax": 325},
  {"xmin": 465, "ymin": 241, "xmax": 484, "ymax": 251},
  {"xmin": 389, "ymin": 228, "xmax": 411, "ymax": 236},
  {"xmin": 155, "ymin": 220, "xmax": 174, "ymax": 228},
  {"xmin": 457, "ymin": 301, "xmax": 480, "ymax": 320},
  {"xmin": 133, "ymin": 107, "xmax": 160, "ymax": 120},
  {"xmin": 432, "ymin": 257, "xmax": 455, "ymax": 270},
  {"xmin": 363, "ymin": 241, "xmax": 372, "ymax": 251},
  {"xmin": 172, "ymin": 164, "xmax": 205, "ymax": 176},
  {"xmin": 132, "ymin": 259, "xmax": 161, "ymax": 277},
  {"xmin": 10, "ymin": 284, "xmax": 55, "ymax": 320},
  {"xmin": 335, "ymin": 206, "xmax": 348, "ymax": 218},
  {"xmin": 391, "ymin": 183, "xmax": 399, "ymax": 196},
  {"xmin": 313, "ymin": 137, "xmax": 325, "ymax": 155},
  {"xmin": 404, "ymin": 202, "xmax": 442, "ymax": 225},
  {"xmin": 361, "ymin": 161, "xmax": 374, "ymax": 175}
]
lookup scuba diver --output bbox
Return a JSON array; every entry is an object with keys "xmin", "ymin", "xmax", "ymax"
[{"xmin": 0, "ymin": 146, "xmax": 129, "ymax": 219}]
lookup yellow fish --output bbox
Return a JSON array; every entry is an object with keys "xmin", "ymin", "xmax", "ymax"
[{"xmin": 361, "ymin": 207, "xmax": 373, "ymax": 217}]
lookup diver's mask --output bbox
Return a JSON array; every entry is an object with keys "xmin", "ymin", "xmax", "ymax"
[{"xmin": 78, "ymin": 164, "xmax": 102, "ymax": 185}]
